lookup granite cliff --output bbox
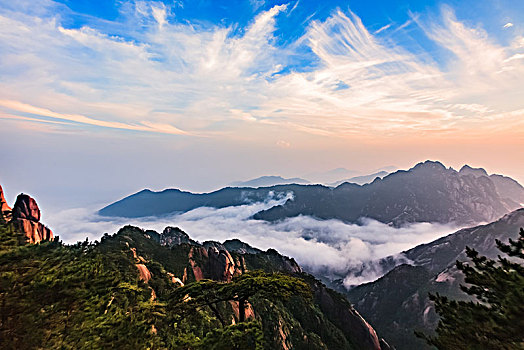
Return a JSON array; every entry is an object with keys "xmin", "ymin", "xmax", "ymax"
[{"xmin": 0, "ymin": 185, "xmax": 53, "ymax": 243}]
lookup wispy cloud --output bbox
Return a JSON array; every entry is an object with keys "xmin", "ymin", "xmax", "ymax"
[
  {"xmin": 0, "ymin": 2, "xmax": 523, "ymax": 140},
  {"xmin": 0, "ymin": 99, "xmax": 189, "ymax": 134},
  {"xmin": 373, "ymin": 23, "xmax": 391, "ymax": 34}
]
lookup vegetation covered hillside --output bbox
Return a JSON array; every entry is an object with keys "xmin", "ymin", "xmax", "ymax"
[
  {"xmin": 346, "ymin": 208, "xmax": 524, "ymax": 349},
  {"xmin": 0, "ymin": 223, "xmax": 389, "ymax": 349}
]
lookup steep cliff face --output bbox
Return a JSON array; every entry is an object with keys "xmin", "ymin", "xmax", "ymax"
[
  {"xmin": 1, "ymin": 189, "xmax": 54, "ymax": 244},
  {"xmin": 0, "ymin": 185, "xmax": 11, "ymax": 223}
]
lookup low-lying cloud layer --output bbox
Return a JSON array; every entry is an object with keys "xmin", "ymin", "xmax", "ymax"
[{"xmin": 48, "ymin": 196, "xmax": 458, "ymax": 287}]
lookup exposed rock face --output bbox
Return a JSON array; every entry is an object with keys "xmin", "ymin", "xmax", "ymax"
[
  {"xmin": 160, "ymin": 226, "xmax": 196, "ymax": 246},
  {"xmin": 313, "ymin": 279, "xmax": 384, "ymax": 350},
  {"xmin": 136, "ymin": 264, "xmax": 152, "ymax": 283},
  {"xmin": 10, "ymin": 193, "xmax": 53, "ymax": 244},
  {"xmin": 12, "ymin": 194, "xmax": 40, "ymax": 221},
  {"xmin": 223, "ymin": 239, "xmax": 262, "ymax": 254},
  {"xmin": 207, "ymin": 246, "xmax": 240, "ymax": 282},
  {"xmin": 152, "ymin": 226, "xmax": 300, "ymax": 282},
  {"xmin": 0, "ymin": 185, "xmax": 12, "ymax": 223}
]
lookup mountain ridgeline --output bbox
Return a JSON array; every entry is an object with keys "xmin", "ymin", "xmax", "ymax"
[
  {"xmin": 100, "ymin": 161, "xmax": 524, "ymax": 227},
  {"xmin": 229, "ymin": 175, "xmax": 310, "ymax": 187}
]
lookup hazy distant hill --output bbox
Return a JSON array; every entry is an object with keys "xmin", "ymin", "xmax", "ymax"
[
  {"xmin": 345, "ymin": 208, "xmax": 524, "ymax": 350},
  {"xmin": 100, "ymin": 161, "xmax": 524, "ymax": 227},
  {"xmin": 229, "ymin": 175, "xmax": 310, "ymax": 187},
  {"xmin": 304, "ymin": 168, "xmax": 360, "ymax": 184},
  {"xmin": 328, "ymin": 171, "xmax": 389, "ymax": 187}
]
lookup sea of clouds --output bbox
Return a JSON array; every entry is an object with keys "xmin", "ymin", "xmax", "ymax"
[{"xmin": 47, "ymin": 194, "xmax": 459, "ymax": 287}]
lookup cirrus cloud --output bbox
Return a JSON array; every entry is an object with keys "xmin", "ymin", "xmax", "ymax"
[{"xmin": 0, "ymin": 1, "xmax": 523, "ymax": 139}]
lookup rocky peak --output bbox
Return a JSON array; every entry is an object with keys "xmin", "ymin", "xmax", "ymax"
[
  {"xmin": 9, "ymin": 192, "xmax": 53, "ymax": 244},
  {"xmin": 203, "ymin": 240, "xmax": 227, "ymax": 251},
  {"xmin": 459, "ymin": 164, "xmax": 489, "ymax": 177},
  {"xmin": 160, "ymin": 226, "xmax": 195, "ymax": 247},
  {"xmin": 410, "ymin": 160, "xmax": 446, "ymax": 173},
  {"xmin": 207, "ymin": 246, "xmax": 239, "ymax": 282},
  {"xmin": 0, "ymin": 185, "xmax": 12, "ymax": 223},
  {"xmin": 223, "ymin": 239, "xmax": 261, "ymax": 254},
  {"xmin": 12, "ymin": 194, "xmax": 41, "ymax": 221}
]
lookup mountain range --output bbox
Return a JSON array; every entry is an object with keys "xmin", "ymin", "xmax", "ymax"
[
  {"xmin": 327, "ymin": 171, "xmax": 389, "ymax": 187},
  {"xmin": 100, "ymin": 161, "xmax": 524, "ymax": 227},
  {"xmin": 229, "ymin": 175, "xmax": 310, "ymax": 187},
  {"xmin": 228, "ymin": 170, "xmax": 392, "ymax": 188}
]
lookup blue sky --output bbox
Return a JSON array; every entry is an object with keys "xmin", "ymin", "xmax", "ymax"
[{"xmin": 0, "ymin": 0, "xmax": 523, "ymax": 212}]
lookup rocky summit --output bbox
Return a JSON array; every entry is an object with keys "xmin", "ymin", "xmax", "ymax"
[
  {"xmin": 0, "ymin": 185, "xmax": 11, "ymax": 223},
  {"xmin": 104, "ymin": 225, "xmax": 390, "ymax": 349},
  {"xmin": 0, "ymin": 185, "xmax": 53, "ymax": 244}
]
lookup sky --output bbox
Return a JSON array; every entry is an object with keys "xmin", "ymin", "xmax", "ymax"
[{"xmin": 0, "ymin": 0, "xmax": 524, "ymax": 214}]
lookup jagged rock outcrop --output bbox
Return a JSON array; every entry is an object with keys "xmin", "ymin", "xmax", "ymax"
[
  {"xmin": 207, "ymin": 246, "xmax": 239, "ymax": 282},
  {"xmin": 0, "ymin": 185, "xmax": 11, "ymax": 223},
  {"xmin": 313, "ymin": 278, "xmax": 385, "ymax": 349},
  {"xmin": 160, "ymin": 226, "xmax": 196, "ymax": 246},
  {"xmin": 223, "ymin": 239, "xmax": 262, "ymax": 254},
  {"xmin": 10, "ymin": 193, "xmax": 53, "ymax": 244}
]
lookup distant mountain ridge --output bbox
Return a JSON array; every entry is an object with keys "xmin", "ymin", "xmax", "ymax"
[
  {"xmin": 328, "ymin": 171, "xmax": 389, "ymax": 187},
  {"xmin": 255, "ymin": 161, "xmax": 523, "ymax": 226},
  {"xmin": 305, "ymin": 167, "xmax": 360, "ymax": 184},
  {"xmin": 229, "ymin": 175, "xmax": 310, "ymax": 187},
  {"xmin": 100, "ymin": 161, "xmax": 524, "ymax": 227}
]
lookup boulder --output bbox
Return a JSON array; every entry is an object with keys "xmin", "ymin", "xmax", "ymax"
[
  {"xmin": 10, "ymin": 193, "xmax": 53, "ymax": 243},
  {"xmin": 12, "ymin": 194, "xmax": 41, "ymax": 221}
]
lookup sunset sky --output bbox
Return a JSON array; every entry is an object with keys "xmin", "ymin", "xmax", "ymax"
[{"xmin": 0, "ymin": 0, "xmax": 523, "ymax": 211}]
